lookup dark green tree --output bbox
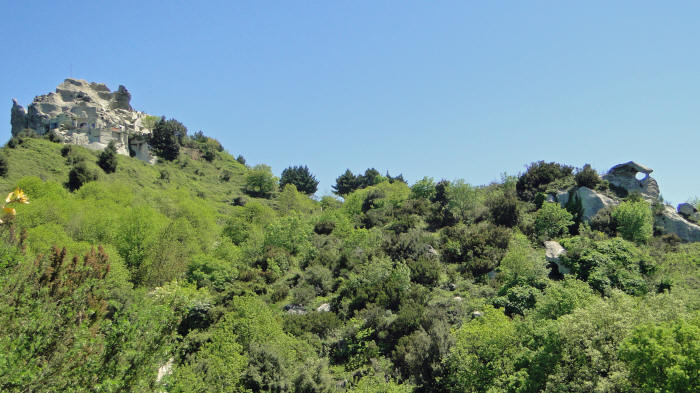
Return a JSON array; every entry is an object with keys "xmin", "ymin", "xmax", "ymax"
[
  {"xmin": 333, "ymin": 169, "xmax": 359, "ymax": 196},
  {"xmin": 0, "ymin": 155, "xmax": 7, "ymax": 177},
  {"xmin": 66, "ymin": 162, "xmax": 98, "ymax": 191},
  {"xmin": 149, "ymin": 117, "xmax": 186, "ymax": 161},
  {"xmin": 97, "ymin": 141, "xmax": 118, "ymax": 173},
  {"xmin": 279, "ymin": 165, "xmax": 319, "ymax": 194}
]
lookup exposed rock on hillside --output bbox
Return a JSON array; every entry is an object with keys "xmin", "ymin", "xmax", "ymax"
[
  {"xmin": 553, "ymin": 162, "xmax": 700, "ymax": 242},
  {"xmin": 544, "ymin": 240, "xmax": 570, "ymax": 275},
  {"xmin": 10, "ymin": 79, "xmax": 155, "ymax": 162},
  {"xmin": 655, "ymin": 205, "xmax": 700, "ymax": 242},
  {"xmin": 602, "ymin": 161, "xmax": 659, "ymax": 200},
  {"xmin": 557, "ymin": 186, "xmax": 618, "ymax": 221}
]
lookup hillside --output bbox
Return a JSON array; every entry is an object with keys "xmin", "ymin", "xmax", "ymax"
[{"xmin": 0, "ymin": 134, "xmax": 698, "ymax": 393}]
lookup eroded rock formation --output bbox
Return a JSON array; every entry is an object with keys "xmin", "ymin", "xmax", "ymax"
[
  {"xmin": 10, "ymin": 78, "xmax": 155, "ymax": 162},
  {"xmin": 602, "ymin": 161, "xmax": 660, "ymax": 200}
]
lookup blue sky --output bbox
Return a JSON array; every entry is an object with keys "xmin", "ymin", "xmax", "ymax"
[{"xmin": 2, "ymin": 1, "xmax": 699, "ymax": 203}]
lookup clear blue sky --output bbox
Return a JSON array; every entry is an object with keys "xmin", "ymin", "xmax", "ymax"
[{"xmin": 2, "ymin": 1, "xmax": 699, "ymax": 204}]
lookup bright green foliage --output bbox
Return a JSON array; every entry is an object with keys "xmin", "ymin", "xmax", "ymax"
[
  {"xmin": 619, "ymin": 315, "xmax": 700, "ymax": 393},
  {"xmin": 612, "ymin": 199, "xmax": 653, "ymax": 244},
  {"xmin": 446, "ymin": 179, "xmax": 479, "ymax": 223},
  {"xmin": 411, "ymin": 176, "xmax": 436, "ymax": 200},
  {"xmin": 443, "ymin": 306, "xmax": 519, "ymax": 393},
  {"xmin": 534, "ymin": 277, "xmax": 596, "ymax": 319},
  {"xmin": 559, "ymin": 236, "xmax": 654, "ymax": 295},
  {"xmin": 534, "ymin": 202, "xmax": 574, "ymax": 240},
  {"xmin": 244, "ymin": 164, "xmax": 278, "ymax": 198},
  {"xmin": 347, "ymin": 374, "xmax": 413, "ymax": 393},
  {"xmin": 1, "ymin": 137, "xmax": 698, "ymax": 392},
  {"xmin": 279, "ymin": 165, "xmax": 319, "ymax": 195}
]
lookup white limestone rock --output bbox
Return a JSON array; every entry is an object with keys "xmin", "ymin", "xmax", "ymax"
[
  {"xmin": 10, "ymin": 78, "xmax": 155, "ymax": 163},
  {"xmin": 557, "ymin": 186, "xmax": 618, "ymax": 222},
  {"xmin": 544, "ymin": 240, "xmax": 570, "ymax": 275},
  {"xmin": 655, "ymin": 205, "xmax": 700, "ymax": 242},
  {"xmin": 602, "ymin": 161, "xmax": 660, "ymax": 201}
]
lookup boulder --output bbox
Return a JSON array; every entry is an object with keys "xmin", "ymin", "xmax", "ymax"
[
  {"xmin": 655, "ymin": 205, "xmax": 700, "ymax": 242},
  {"xmin": 316, "ymin": 303, "xmax": 331, "ymax": 312},
  {"xmin": 602, "ymin": 161, "xmax": 660, "ymax": 200},
  {"xmin": 544, "ymin": 240, "xmax": 570, "ymax": 275},
  {"xmin": 284, "ymin": 304, "xmax": 307, "ymax": 315},
  {"xmin": 557, "ymin": 186, "xmax": 618, "ymax": 222},
  {"xmin": 678, "ymin": 203, "xmax": 697, "ymax": 218}
]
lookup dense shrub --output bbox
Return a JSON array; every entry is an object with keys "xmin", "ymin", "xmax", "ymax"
[
  {"xmin": 66, "ymin": 162, "xmax": 98, "ymax": 191},
  {"xmin": 612, "ymin": 200, "xmax": 653, "ymax": 244},
  {"xmin": 575, "ymin": 164, "xmax": 601, "ymax": 189},
  {"xmin": 516, "ymin": 161, "xmax": 574, "ymax": 201},
  {"xmin": 486, "ymin": 191, "xmax": 519, "ymax": 227},
  {"xmin": 534, "ymin": 202, "xmax": 574, "ymax": 240},
  {"xmin": 0, "ymin": 155, "xmax": 7, "ymax": 177},
  {"xmin": 244, "ymin": 164, "xmax": 277, "ymax": 198},
  {"xmin": 97, "ymin": 141, "xmax": 118, "ymax": 173}
]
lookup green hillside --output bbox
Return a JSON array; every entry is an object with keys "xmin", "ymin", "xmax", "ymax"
[{"xmin": 0, "ymin": 135, "xmax": 698, "ymax": 393}]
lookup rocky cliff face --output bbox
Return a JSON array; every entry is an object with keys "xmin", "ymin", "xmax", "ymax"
[{"xmin": 10, "ymin": 79, "xmax": 155, "ymax": 162}]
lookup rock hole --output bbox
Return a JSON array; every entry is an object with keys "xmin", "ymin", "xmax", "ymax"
[{"xmin": 635, "ymin": 172, "xmax": 646, "ymax": 181}]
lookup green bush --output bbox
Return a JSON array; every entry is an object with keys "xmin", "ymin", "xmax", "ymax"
[
  {"xmin": 534, "ymin": 202, "xmax": 574, "ymax": 240},
  {"xmin": 244, "ymin": 164, "xmax": 278, "ymax": 198},
  {"xmin": 66, "ymin": 162, "xmax": 98, "ymax": 191},
  {"xmin": 516, "ymin": 161, "xmax": 574, "ymax": 201},
  {"xmin": 575, "ymin": 164, "xmax": 600, "ymax": 189},
  {"xmin": 97, "ymin": 141, "xmax": 118, "ymax": 173},
  {"xmin": 612, "ymin": 200, "xmax": 653, "ymax": 244}
]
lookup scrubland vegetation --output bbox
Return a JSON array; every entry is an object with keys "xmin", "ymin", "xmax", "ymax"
[{"xmin": 0, "ymin": 134, "xmax": 697, "ymax": 393}]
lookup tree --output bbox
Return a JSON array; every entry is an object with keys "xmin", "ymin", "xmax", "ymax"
[
  {"xmin": 279, "ymin": 165, "xmax": 319, "ymax": 194},
  {"xmin": 66, "ymin": 162, "xmax": 98, "ymax": 191},
  {"xmin": 446, "ymin": 179, "xmax": 479, "ymax": 223},
  {"xmin": 97, "ymin": 141, "xmax": 118, "ymax": 173},
  {"xmin": 534, "ymin": 202, "xmax": 574, "ymax": 240},
  {"xmin": 244, "ymin": 164, "xmax": 277, "ymax": 198},
  {"xmin": 149, "ymin": 117, "xmax": 186, "ymax": 161},
  {"xmin": 333, "ymin": 169, "xmax": 358, "ymax": 196},
  {"xmin": 612, "ymin": 200, "xmax": 653, "ymax": 244}
]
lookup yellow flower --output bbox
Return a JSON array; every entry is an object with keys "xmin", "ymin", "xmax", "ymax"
[
  {"xmin": 3, "ymin": 207, "xmax": 16, "ymax": 216},
  {"xmin": 5, "ymin": 188, "xmax": 28, "ymax": 205}
]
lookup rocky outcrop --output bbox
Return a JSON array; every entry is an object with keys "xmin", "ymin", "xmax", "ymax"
[
  {"xmin": 10, "ymin": 78, "xmax": 155, "ymax": 163},
  {"xmin": 544, "ymin": 240, "xmax": 570, "ymax": 275},
  {"xmin": 655, "ymin": 205, "xmax": 700, "ymax": 242},
  {"xmin": 677, "ymin": 203, "xmax": 698, "ymax": 220},
  {"xmin": 602, "ymin": 161, "xmax": 660, "ymax": 200},
  {"xmin": 557, "ymin": 186, "xmax": 618, "ymax": 222}
]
